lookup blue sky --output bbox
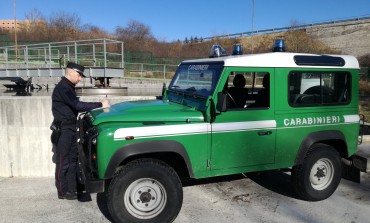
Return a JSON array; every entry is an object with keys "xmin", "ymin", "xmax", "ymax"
[{"xmin": 1, "ymin": 0, "xmax": 369, "ymax": 41}]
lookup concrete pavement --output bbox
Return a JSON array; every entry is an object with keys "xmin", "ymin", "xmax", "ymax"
[{"xmin": 1, "ymin": 161, "xmax": 370, "ymax": 223}]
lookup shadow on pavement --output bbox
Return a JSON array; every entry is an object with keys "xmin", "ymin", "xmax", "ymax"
[
  {"xmin": 182, "ymin": 174, "xmax": 246, "ymax": 187},
  {"xmin": 181, "ymin": 171, "xmax": 300, "ymax": 200},
  {"xmin": 247, "ymin": 170, "xmax": 300, "ymax": 200}
]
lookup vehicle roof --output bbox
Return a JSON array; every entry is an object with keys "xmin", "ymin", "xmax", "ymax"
[{"xmin": 182, "ymin": 52, "xmax": 359, "ymax": 69}]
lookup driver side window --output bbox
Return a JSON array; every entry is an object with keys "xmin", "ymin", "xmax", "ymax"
[{"xmin": 224, "ymin": 72, "xmax": 270, "ymax": 109}]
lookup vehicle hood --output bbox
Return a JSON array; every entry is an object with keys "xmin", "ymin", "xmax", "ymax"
[{"xmin": 89, "ymin": 99, "xmax": 205, "ymax": 125}]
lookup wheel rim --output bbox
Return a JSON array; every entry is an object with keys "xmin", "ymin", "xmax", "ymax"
[
  {"xmin": 309, "ymin": 158, "xmax": 334, "ymax": 190},
  {"xmin": 124, "ymin": 178, "xmax": 167, "ymax": 219}
]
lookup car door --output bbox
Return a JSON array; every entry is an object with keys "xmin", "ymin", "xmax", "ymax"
[{"xmin": 210, "ymin": 68, "xmax": 276, "ymax": 171}]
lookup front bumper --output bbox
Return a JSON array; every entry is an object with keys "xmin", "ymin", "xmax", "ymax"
[
  {"xmin": 77, "ymin": 114, "xmax": 105, "ymax": 193},
  {"xmin": 77, "ymin": 160, "xmax": 105, "ymax": 193}
]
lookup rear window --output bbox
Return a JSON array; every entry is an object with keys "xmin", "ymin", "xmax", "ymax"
[{"xmin": 289, "ymin": 71, "xmax": 351, "ymax": 106}]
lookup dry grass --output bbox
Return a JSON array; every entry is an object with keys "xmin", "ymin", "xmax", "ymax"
[
  {"xmin": 359, "ymin": 78, "xmax": 370, "ymax": 122},
  {"xmin": 359, "ymin": 80, "xmax": 370, "ymax": 95},
  {"xmin": 359, "ymin": 102, "xmax": 370, "ymax": 123}
]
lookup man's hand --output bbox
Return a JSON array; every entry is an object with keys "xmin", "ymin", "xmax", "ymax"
[{"xmin": 101, "ymin": 99, "xmax": 110, "ymax": 108}]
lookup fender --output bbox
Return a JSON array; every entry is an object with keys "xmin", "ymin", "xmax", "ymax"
[
  {"xmin": 104, "ymin": 140, "xmax": 194, "ymax": 179},
  {"xmin": 294, "ymin": 130, "xmax": 347, "ymax": 165}
]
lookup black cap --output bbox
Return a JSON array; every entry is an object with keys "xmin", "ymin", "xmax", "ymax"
[{"xmin": 67, "ymin": 62, "xmax": 85, "ymax": 77}]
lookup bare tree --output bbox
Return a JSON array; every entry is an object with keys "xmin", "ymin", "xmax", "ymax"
[
  {"xmin": 25, "ymin": 8, "xmax": 44, "ymax": 22},
  {"xmin": 119, "ymin": 20, "xmax": 152, "ymax": 41},
  {"xmin": 20, "ymin": 9, "xmax": 49, "ymax": 41},
  {"xmin": 115, "ymin": 20, "xmax": 154, "ymax": 51},
  {"xmin": 80, "ymin": 24, "xmax": 108, "ymax": 39},
  {"xmin": 48, "ymin": 11, "xmax": 81, "ymax": 40},
  {"xmin": 358, "ymin": 54, "xmax": 370, "ymax": 67}
]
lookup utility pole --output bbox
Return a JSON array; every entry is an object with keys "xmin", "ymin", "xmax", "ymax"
[
  {"xmin": 251, "ymin": 0, "xmax": 254, "ymax": 54},
  {"xmin": 14, "ymin": 0, "xmax": 18, "ymax": 60}
]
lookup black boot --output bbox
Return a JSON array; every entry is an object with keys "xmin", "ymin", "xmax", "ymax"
[{"xmin": 58, "ymin": 192, "xmax": 77, "ymax": 200}]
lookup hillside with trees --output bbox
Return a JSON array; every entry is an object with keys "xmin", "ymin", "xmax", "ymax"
[
  {"xmin": 1, "ymin": 9, "xmax": 369, "ymax": 63},
  {"xmin": 1, "ymin": 10, "xmax": 369, "ymax": 118}
]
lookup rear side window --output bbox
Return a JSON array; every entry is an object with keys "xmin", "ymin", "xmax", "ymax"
[{"xmin": 289, "ymin": 71, "xmax": 351, "ymax": 106}]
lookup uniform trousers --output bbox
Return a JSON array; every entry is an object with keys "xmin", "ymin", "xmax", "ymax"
[{"xmin": 55, "ymin": 128, "xmax": 77, "ymax": 195}]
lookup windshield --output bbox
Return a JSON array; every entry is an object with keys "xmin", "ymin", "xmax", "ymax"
[
  {"xmin": 168, "ymin": 63, "xmax": 223, "ymax": 97},
  {"xmin": 167, "ymin": 62, "xmax": 224, "ymax": 109}
]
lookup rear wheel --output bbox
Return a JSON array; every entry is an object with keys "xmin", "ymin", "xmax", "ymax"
[
  {"xmin": 107, "ymin": 159, "xmax": 183, "ymax": 223},
  {"xmin": 291, "ymin": 143, "xmax": 342, "ymax": 201}
]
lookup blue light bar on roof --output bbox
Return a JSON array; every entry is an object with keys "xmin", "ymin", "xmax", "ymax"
[
  {"xmin": 232, "ymin": 43, "xmax": 243, "ymax": 55},
  {"xmin": 209, "ymin": 44, "xmax": 228, "ymax": 58},
  {"xmin": 273, "ymin": 39, "xmax": 286, "ymax": 52}
]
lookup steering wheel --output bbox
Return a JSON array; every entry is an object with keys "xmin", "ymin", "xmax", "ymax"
[{"xmin": 223, "ymin": 89, "xmax": 237, "ymax": 108}]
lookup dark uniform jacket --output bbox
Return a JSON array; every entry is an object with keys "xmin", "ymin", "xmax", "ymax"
[{"xmin": 52, "ymin": 77, "xmax": 102, "ymax": 127}]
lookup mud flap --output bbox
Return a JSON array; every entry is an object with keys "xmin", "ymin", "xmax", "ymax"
[
  {"xmin": 84, "ymin": 179, "xmax": 105, "ymax": 193},
  {"xmin": 342, "ymin": 163, "xmax": 360, "ymax": 183}
]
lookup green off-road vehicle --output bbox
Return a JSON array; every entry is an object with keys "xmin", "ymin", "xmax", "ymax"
[{"xmin": 77, "ymin": 45, "xmax": 363, "ymax": 222}]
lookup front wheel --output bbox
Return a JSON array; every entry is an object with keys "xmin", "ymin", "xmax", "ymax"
[
  {"xmin": 107, "ymin": 159, "xmax": 183, "ymax": 223},
  {"xmin": 291, "ymin": 143, "xmax": 342, "ymax": 201}
]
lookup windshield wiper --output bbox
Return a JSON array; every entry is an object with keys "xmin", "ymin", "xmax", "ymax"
[
  {"xmin": 185, "ymin": 87, "xmax": 196, "ymax": 92},
  {"xmin": 168, "ymin": 87, "xmax": 185, "ymax": 96}
]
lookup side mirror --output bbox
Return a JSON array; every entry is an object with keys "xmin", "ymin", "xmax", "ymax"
[
  {"xmin": 161, "ymin": 83, "xmax": 166, "ymax": 96},
  {"xmin": 156, "ymin": 83, "xmax": 166, "ymax": 100},
  {"xmin": 216, "ymin": 92, "xmax": 227, "ymax": 112}
]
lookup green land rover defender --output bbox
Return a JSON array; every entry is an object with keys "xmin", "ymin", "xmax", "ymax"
[{"xmin": 77, "ymin": 47, "xmax": 361, "ymax": 222}]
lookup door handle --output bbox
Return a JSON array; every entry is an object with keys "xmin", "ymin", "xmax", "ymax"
[{"xmin": 258, "ymin": 131, "xmax": 272, "ymax": 136}]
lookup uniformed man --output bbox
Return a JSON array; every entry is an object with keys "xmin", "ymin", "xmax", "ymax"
[{"xmin": 51, "ymin": 62, "xmax": 109, "ymax": 200}]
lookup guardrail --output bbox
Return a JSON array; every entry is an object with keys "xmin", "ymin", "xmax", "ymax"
[{"xmin": 201, "ymin": 15, "xmax": 370, "ymax": 41}]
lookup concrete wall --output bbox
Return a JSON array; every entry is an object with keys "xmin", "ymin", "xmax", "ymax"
[
  {"xmin": 0, "ymin": 95, "xmax": 156, "ymax": 177},
  {"xmin": 306, "ymin": 18, "xmax": 370, "ymax": 57}
]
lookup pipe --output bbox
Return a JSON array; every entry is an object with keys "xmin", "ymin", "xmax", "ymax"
[{"xmin": 341, "ymin": 158, "xmax": 352, "ymax": 166}]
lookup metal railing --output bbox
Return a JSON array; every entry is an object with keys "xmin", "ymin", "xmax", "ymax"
[
  {"xmin": 0, "ymin": 38, "xmax": 124, "ymax": 68},
  {"xmin": 0, "ymin": 39, "xmax": 125, "ymax": 78}
]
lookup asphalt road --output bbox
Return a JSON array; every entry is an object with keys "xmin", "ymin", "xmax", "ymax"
[{"xmin": 1, "ymin": 144, "xmax": 370, "ymax": 223}]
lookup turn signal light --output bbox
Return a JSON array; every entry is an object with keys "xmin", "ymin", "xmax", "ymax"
[{"xmin": 125, "ymin": 136, "xmax": 135, "ymax": 140}]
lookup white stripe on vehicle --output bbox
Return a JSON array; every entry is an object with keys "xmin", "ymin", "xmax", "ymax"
[
  {"xmin": 212, "ymin": 120, "xmax": 276, "ymax": 133},
  {"xmin": 114, "ymin": 120, "xmax": 276, "ymax": 140},
  {"xmin": 343, "ymin": 115, "xmax": 360, "ymax": 123},
  {"xmin": 113, "ymin": 115, "xmax": 357, "ymax": 141},
  {"xmin": 114, "ymin": 123, "xmax": 209, "ymax": 140}
]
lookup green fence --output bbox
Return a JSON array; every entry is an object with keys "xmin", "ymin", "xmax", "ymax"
[
  {"xmin": 124, "ymin": 62, "xmax": 177, "ymax": 80},
  {"xmin": 123, "ymin": 52, "xmax": 196, "ymax": 80},
  {"xmin": 124, "ymin": 51, "xmax": 196, "ymax": 66}
]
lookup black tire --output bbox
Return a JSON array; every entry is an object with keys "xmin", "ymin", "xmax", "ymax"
[
  {"xmin": 291, "ymin": 143, "xmax": 342, "ymax": 201},
  {"xmin": 107, "ymin": 158, "xmax": 183, "ymax": 223}
]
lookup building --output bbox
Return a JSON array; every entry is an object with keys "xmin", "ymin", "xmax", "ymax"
[{"xmin": 0, "ymin": 20, "xmax": 22, "ymax": 31}]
